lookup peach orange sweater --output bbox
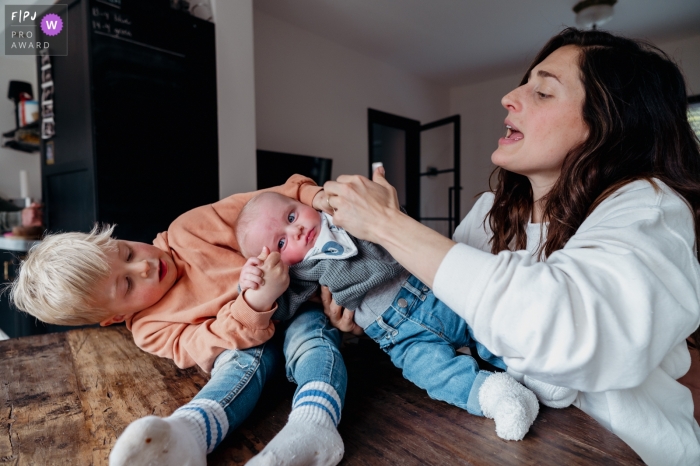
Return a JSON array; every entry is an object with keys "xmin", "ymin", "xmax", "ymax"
[{"xmin": 124, "ymin": 175, "xmax": 322, "ymax": 372}]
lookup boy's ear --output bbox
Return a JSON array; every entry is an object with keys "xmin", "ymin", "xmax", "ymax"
[{"xmin": 100, "ymin": 314, "xmax": 126, "ymax": 327}]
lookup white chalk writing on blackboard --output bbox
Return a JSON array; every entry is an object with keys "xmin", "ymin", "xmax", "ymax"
[{"xmin": 91, "ymin": 6, "xmax": 133, "ymax": 39}]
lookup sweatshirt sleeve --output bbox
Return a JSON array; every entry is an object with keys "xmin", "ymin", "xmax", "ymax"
[
  {"xmin": 434, "ymin": 182, "xmax": 700, "ymax": 392},
  {"xmin": 129, "ymin": 175, "xmax": 322, "ymax": 371}
]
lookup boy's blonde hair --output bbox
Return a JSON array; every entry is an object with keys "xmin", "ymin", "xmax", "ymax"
[{"xmin": 9, "ymin": 224, "xmax": 118, "ymax": 326}]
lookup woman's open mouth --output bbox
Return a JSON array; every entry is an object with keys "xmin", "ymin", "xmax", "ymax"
[{"xmin": 504, "ymin": 124, "xmax": 524, "ymax": 141}]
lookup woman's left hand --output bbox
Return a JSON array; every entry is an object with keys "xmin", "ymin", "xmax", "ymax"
[{"xmin": 321, "ymin": 286, "xmax": 364, "ymax": 335}]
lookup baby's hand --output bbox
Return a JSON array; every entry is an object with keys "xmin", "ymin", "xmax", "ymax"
[
  {"xmin": 239, "ymin": 257, "xmax": 264, "ymax": 291},
  {"xmin": 243, "ymin": 247, "xmax": 290, "ymax": 312}
]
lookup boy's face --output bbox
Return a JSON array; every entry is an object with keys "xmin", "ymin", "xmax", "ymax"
[
  {"xmin": 94, "ymin": 240, "xmax": 177, "ymax": 326},
  {"xmin": 246, "ymin": 196, "xmax": 321, "ymax": 266}
]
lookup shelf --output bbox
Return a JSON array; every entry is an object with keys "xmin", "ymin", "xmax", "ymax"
[{"xmin": 1, "ymin": 121, "xmax": 40, "ymax": 153}]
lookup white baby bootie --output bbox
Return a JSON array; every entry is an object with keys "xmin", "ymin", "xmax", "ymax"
[
  {"xmin": 523, "ymin": 375, "xmax": 578, "ymax": 408},
  {"xmin": 478, "ymin": 372, "xmax": 539, "ymax": 441}
]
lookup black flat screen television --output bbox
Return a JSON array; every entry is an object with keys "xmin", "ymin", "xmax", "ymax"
[{"xmin": 256, "ymin": 150, "xmax": 333, "ymax": 189}]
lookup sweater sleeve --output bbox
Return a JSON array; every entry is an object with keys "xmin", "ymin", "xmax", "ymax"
[
  {"xmin": 434, "ymin": 182, "xmax": 700, "ymax": 392},
  {"xmin": 129, "ymin": 175, "xmax": 322, "ymax": 371}
]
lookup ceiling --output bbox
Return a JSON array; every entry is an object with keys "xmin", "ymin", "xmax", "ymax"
[{"xmin": 253, "ymin": 0, "xmax": 700, "ymax": 86}]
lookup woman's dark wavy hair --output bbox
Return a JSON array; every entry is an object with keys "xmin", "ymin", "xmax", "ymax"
[{"xmin": 487, "ymin": 27, "xmax": 700, "ymax": 349}]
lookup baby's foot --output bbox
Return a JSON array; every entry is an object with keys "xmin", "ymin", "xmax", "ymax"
[
  {"xmin": 523, "ymin": 375, "xmax": 578, "ymax": 408},
  {"xmin": 109, "ymin": 416, "xmax": 206, "ymax": 466},
  {"xmin": 478, "ymin": 372, "xmax": 539, "ymax": 441}
]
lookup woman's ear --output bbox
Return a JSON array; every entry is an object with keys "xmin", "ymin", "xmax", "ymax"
[{"xmin": 100, "ymin": 314, "xmax": 126, "ymax": 327}]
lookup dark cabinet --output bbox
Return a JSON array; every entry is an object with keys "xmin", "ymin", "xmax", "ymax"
[
  {"xmin": 0, "ymin": 248, "xmax": 45, "ymax": 338},
  {"xmin": 0, "ymin": 245, "xmax": 95, "ymax": 338},
  {"xmin": 39, "ymin": 0, "xmax": 219, "ymax": 243}
]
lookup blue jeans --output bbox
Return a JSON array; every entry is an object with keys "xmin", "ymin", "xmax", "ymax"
[
  {"xmin": 364, "ymin": 274, "xmax": 506, "ymax": 416},
  {"xmin": 193, "ymin": 306, "xmax": 347, "ymax": 438}
]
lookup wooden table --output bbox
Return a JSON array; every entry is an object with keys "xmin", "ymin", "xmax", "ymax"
[{"xmin": 1, "ymin": 326, "xmax": 643, "ymax": 465}]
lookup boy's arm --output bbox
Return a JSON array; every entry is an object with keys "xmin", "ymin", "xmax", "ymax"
[
  {"xmin": 131, "ymin": 296, "xmax": 277, "ymax": 370},
  {"xmin": 130, "ymin": 175, "xmax": 323, "ymax": 371}
]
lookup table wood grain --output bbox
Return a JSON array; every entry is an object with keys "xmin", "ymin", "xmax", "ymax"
[{"xmin": 1, "ymin": 326, "xmax": 643, "ymax": 465}]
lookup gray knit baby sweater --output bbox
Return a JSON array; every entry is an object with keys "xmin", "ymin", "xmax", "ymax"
[{"xmin": 272, "ymin": 236, "xmax": 406, "ymax": 322}]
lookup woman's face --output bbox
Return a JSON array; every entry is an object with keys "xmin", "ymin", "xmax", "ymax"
[{"xmin": 492, "ymin": 45, "xmax": 588, "ymax": 197}]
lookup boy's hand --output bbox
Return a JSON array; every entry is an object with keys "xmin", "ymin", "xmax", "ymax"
[
  {"xmin": 243, "ymin": 247, "xmax": 290, "ymax": 312},
  {"xmin": 239, "ymin": 257, "xmax": 264, "ymax": 291}
]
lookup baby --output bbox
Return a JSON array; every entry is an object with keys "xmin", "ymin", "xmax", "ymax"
[{"xmin": 236, "ymin": 192, "xmax": 579, "ymax": 441}]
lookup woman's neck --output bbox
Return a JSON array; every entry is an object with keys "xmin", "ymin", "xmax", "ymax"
[
  {"xmin": 529, "ymin": 177, "xmax": 555, "ymax": 224},
  {"xmin": 531, "ymin": 201, "xmax": 543, "ymax": 224}
]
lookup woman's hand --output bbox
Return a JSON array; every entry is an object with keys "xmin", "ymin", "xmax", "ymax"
[
  {"xmin": 312, "ymin": 189, "xmax": 335, "ymax": 216},
  {"xmin": 325, "ymin": 166, "xmax": 456, "ymax": 289},
  {"xmin": 321, "ymin": 286, "xmax": 364, "ymax": 336},
  {"xmin": 323, "ymin": 166, "xmax": 402, "ymax": 243},
  {"xmin": 21, "ymin": 202, "xmax": 42, "ymax": 227}
]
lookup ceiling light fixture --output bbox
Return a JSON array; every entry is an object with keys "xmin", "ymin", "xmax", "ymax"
[{"xmin": 573, "ymin": 0, "xmax": 617, "ymax": 30}]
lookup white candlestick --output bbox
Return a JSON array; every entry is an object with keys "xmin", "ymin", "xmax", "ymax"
[{"xmin": 19, "ymin": 170, "xmax": 29, "ymax": 199}]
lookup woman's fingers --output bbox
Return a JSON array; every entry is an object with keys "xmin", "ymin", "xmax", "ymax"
[
  {"xmin": 323, "ymin": 174, "xmax": 400, "ymax": 243},
  {"xmin": 320, "ymin": 286, "xmax": 363, "ymax": 334}
]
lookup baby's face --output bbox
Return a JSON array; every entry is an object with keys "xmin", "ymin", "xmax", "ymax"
[{"xmin": 246, "ymin": 196, "xmax": 321, "ymax": 266}]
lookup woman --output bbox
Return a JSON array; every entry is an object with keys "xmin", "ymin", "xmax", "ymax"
[{"xmin": 323, "ymin": 28, "xmax": 700, "ymax": 465}]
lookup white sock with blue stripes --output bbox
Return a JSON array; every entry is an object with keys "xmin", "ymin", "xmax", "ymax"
[
  {"xmin": 109, "ymin": 399, "xmax": 228, "ymax": 466},
  {"xmin": 247, "ymin": 381, "xmax": 344, "ymax": 466},
  {"xmin": 171, "ymin": 399, "xmax": 229, "ymax": 453}
]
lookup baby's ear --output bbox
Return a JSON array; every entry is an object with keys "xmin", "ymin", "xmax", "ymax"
[{"xmin": 100, "ymin": 314, "xmax": 125, "ymax": 327}]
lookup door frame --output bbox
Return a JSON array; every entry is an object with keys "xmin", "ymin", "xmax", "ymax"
[
  {"xmin": 419, "ymin": 115, "xmax": 461, "ymax": 236},
  {"xmin": 367, "ymin": 108, "xmax": 420, "ymax": 219}
]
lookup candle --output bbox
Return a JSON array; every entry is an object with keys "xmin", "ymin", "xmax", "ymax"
[{"xmin": 19, "ymin": 170, "xmax": 29, "ymax": 199}]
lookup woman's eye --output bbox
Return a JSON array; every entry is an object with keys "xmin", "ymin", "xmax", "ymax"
[
  {"xmin": 126, "ymin": 277, "xmax": 132, "ymax": 292},
  {"xmin": 127, "ymin": 248, "xmax": 133, "ymax": 261},
  {"xmin": 277, "ymin": 238, "xmax": 286, "ymax": 250},
  {"xmin": 288, "ymin": 212, "xmax": 296, "ymax": 223},
  {"xmin": 536, "ymin": 91, "xmax": 549, "ymax": 99}
]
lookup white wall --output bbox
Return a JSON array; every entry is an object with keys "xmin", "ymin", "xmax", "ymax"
[
  {"xmin": 449, "ymin": 33, "xmax": 700, "ymax": 218},
  {"xmin": 449, "ymin": 72, "xmax": 522, "ymax": 216},
  {"xmin": 0, "ymin": 2, "xmax": 258, "ymax": 202},
  {"xmin": 254, "ymin": 10, "xmax": 450, "ymax": 180},
  {"xmin": 211, "ymin": 0, "xmax": 257, "ymax": 198},
  {"xmin": 658, "ymin": 34, "xmax": 700, "ymax": 95},
  {"xmin": 0, "ymin": 54, "xmax": 41, "ymax": 202}
]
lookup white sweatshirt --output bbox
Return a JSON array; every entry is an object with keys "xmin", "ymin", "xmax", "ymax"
[{"xmin": 434, "ymin": 179, "xmax": 700, "ymax": 465}]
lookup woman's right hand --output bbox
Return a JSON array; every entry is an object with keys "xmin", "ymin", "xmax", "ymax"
[
  {"xmin": 21, "ymin": 202, "xmax": 42, "ymax": 227},
  {"xmin": 323, "ymin": 166, "xmax": 402, "ymax": 244}
]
